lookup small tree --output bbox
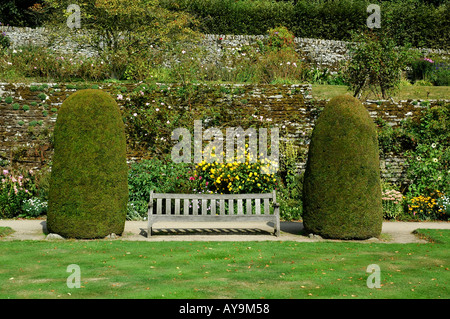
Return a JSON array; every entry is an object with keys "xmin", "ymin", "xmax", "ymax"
[
  {"xmin": 344, "ymin": 30, "xmax": 414, "ymax": 99},
  {"xmin": 39, "ymin": 0, "xmax": 199, "ymax": 79}
]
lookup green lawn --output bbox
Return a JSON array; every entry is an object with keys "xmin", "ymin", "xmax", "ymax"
[{"xmin": 0, "ymin": 229, "xmax": 448, "ymax": 299}]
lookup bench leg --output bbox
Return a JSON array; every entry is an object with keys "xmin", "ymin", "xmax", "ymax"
[
  {"xmin": 275, "ymin": 215, "xmax": 280, "ymax": 237},
  {"xmin": 147, "ymin": 219, "xmax": 153, "ymax": 238}
]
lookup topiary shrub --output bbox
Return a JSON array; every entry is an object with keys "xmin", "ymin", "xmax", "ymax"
[
  {"xmin": 302, "ymin": 95, "xmax": 382, "ymax": 239},
  {"xmin": 47, "ymin": 89, "xmax": 128, "ymax": 238}
]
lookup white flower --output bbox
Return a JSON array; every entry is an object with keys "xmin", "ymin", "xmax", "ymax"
[
  {"xmin": 117, "ymin": 94, "xmax": 123, "ymax": 100},
  {"xmin": 133, "ymin": 113, "xmax": 137, "ymax": 117},
  {"xmin": 433, "ymin": 158, "xmax": 438, "ymax": 163},
  {"xmin": 431, "ymin": 143, "xmax": 437, "ymax": 148},
  {"xmin": 181, "ymin": 50, "xmax": 186, "ymax": 54},
  {"xmin": 287, "ymin": 61, "xmax": 291, "ymax": 65},
  {"xmin": 166, "ymin": 120, "xmax": 170, "ymax": 124},
  {"xmin": 155, "ymin": 108, "xmax": 159, "ymax": 111}
]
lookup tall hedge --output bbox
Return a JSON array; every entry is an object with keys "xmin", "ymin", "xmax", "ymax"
[
  {"xmin": 47, "ymin": 89, "xmax": 128, "ymax": 238},
  {"xmin": 160, "ymin": 0, "xmax": 449, "ymax": 49},
  {"xmin": 302, "ymin": 95, "xmax": 383, "ymax": 239}
]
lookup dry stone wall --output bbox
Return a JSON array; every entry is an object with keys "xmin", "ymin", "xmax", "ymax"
[
  {"xmin": 1, "ymin": 81, "xmax": 446, "ymax": 185},
  {"xmin": 2, "ymin": 26, "xmax": 449, "ymax": 71}
]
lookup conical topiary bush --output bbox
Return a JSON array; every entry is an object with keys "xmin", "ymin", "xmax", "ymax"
[
  {"xmin": 47, "ymin": 89, "xmax": 128, "ymax": 238},
  {"xmin": 302, "ymin": 94, "xmax": 382, "ymax": 239}
]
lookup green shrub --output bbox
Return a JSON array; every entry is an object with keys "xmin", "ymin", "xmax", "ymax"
[
  {"xmin": 4, "ymin": 96, "xmax": 13, "ymax": 104},
  {"xmin": 47, "ymin": 89, "xmax": 128, "ymax": 238},
  {"xmin": 127, "ymin": 157, "xmax": 193, "ymax": 218},
  {"xmin": 20, "ymin": 197, "xmax": 48, "ymax": 218},
  {"xmin": 0, "ymin": 169, "xmax": 35, "ymax": 218},
  {"xmin": 302, "ymin": 95, "xmax": 383, "ymax": 239},
  {"xmin": 12, "ymin": 103, "xmax": 19, "ymax": 110},
  {"xmin": 22, "ymin": 105, "xmax": 29, "ymax": 111}
]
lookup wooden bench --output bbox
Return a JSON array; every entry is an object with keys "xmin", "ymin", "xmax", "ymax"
[{"xmin": 147, "ymin": 190, "xmax": 280, "ymax": 237}]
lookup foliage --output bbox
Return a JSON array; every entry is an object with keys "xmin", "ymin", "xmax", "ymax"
[
  {"xmin": 4, "ymin": 46, "xmax": 110, "ymax": 81},
  {"xmin": 403, "ymin": 104, "xmax": 450, "ymax": 195},
  {"xmin": 302, "ymin": 95, "xmax": 383, "ymax": 239},
  {"xmin": 190, "ymin": 159, "xmax": 278, "ymax": 195},
  {"xmin": 0, "ymin": 1, "xmax": 43, "ymax": 27},
  {"xmin": 127, "ymin": 157, "xmax": 193, "ymax": 219},
  {"xmin": 0, "ymin": 28, "xmax": 10, "ymax": 51},
  {"xmin": 20, "ymin": 197, "xmax": 48, "ymax": 218},
  {"xmin": 0, "ymin": 169, "xmax": 36, "ymax": 218},
  {"xmin": 381, "ymin": 186, "xmax": 404, "ymax": 220},
  {"xmin": 40, "ymin": 0, "xmax": 199, "ymax": 80},
  {"xmin": 406, "ymin": 191, "xmax": 448, "ymax": 220},
  {"xmin": 344, "ymin": 30, "xmax": 414, "ymax": 99},
  {"xmin": 161, "ymin": 0, "xmax": 449, "ymax": 49},
  {"xmin": 410, "ymin": 57, "xmax": 436, "ymax": 82},
  {"xmin": 47, "ymin": 89, "xmax": 128, "ymax": 238},
  {"xmin": 374, "ymin": 117, "xmax": 413, "ymax": 156}
]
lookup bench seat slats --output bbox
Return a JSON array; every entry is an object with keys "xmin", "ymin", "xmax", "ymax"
[
  {"xmin": 151, "ymin": 193, "xmax": 274, "ymax": 200},
  {"xmin": 148, "ymin": 190, "xmax": 280, "ymax": 237}
]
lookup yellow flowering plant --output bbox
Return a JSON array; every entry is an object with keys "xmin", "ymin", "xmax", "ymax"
[
  {"xmin": 189, "ymin": 147, "xmax": 278, "ymax": 194},
  {"xmin": 406, "ymin": 190, "xmax": 448, "ymax": 220}
]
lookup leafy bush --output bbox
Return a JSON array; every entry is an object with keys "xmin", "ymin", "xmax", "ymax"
[
  {"xmin": 302, "ymin": 95, "xmax": 383, "ymax": 239},
  {"xmin": 0, "ymin": 29, "xmax": 10, "ymax": 50},
  {"xmin": 401, "ymin": 103, "xmax": 450, "ymax": 220},
  {"xmin": 0, "ymin": 169, "xmax": 36, "ymax": 218},
  {"xmin": 127, "ymin": 158, "xmax": 193, "ymax": 219},
  {"xmin": 47, "ymin": 89, "xmax": 128, "ymax": 238},
  {"xmin": 406, "ymin": 191, "xmax": 447, "ymax": 220},
  {"xmin": 410, "ymin": 57, "xmax": 436, "ymax": 82},
  {"xmin": 20, "ymin": 197, "xmax": 47, "ymax": 218}
]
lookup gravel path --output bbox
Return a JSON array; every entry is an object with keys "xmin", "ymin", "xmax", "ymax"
[{"xmin": 1, "ymin": 219, "xmax": 449, "ymax": 243}]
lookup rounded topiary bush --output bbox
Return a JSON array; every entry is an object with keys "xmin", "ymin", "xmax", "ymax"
[
  {"xmin": 47, "ymin": 89, "xmax": 128, "ymax": 238},
  {"xmin": 302, "ymin": 94, "xmax": 382, "ymax": 239}
]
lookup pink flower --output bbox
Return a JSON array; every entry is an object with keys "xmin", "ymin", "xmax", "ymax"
[
  {"xmin": 2, "ymin": 169, "xmax": 8, "ymax": 175},
  {"xmin": 205, "ymin": 181, "xmax": 209, "ymax": 186},
  {"xmin": 117, "ymin": 94, "xmax": 123, "ymax": 100}
]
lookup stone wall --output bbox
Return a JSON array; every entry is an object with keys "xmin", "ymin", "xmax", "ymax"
[
  {"xmin": 2, "ymin": 26, "xmax": 450, "ymax": 70},
  {"xmin": 1, "ymin": 81, "xmax": 447, "ymax": 185}
]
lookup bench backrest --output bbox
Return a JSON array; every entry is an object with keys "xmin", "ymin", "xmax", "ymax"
[{"xmin": 149, "ymin": 190, "xmax": 277, "ymax": 216}]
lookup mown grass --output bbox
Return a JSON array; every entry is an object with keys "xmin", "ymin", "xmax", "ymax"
[{"xmin": 0, "ymin": 229, "xmax": 448, "ymax": 299}]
